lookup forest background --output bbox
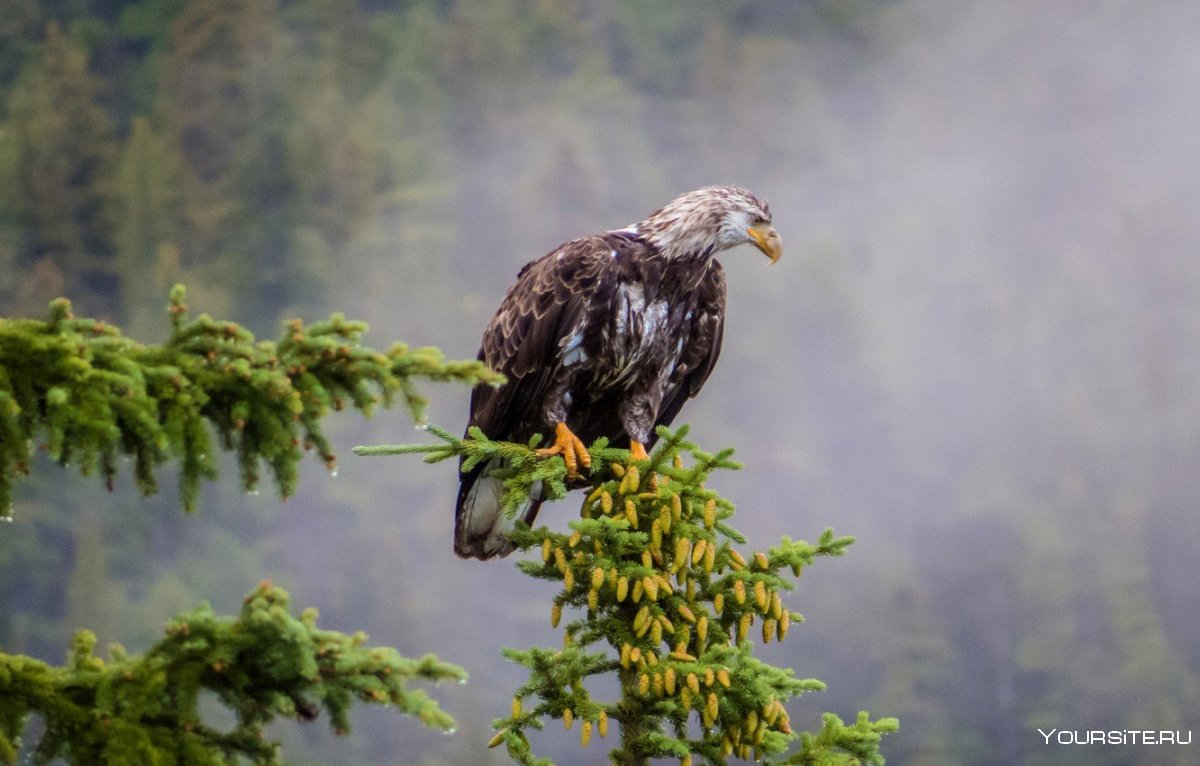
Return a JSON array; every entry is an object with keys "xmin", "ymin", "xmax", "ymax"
[{"xmin": 1, "ymin": 1, "xmax": 1198, "ymax": 764}]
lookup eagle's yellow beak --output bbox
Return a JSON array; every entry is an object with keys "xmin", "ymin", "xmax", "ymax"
[{"xmin": 747, "ymin": 223, "xmax": 783, "ymax": 263}]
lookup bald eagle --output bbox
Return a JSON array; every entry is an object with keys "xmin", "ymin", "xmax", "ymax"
[{"xmin": 455, "ymin": 186, "xmax": 782, "ymax": 559}]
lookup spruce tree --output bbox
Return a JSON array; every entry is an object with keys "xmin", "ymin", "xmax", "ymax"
[
  {"xmin": 359, "ymin": 427, "xmax": 897, "ymax": 765},
  {"xmin": 0, "ymin": 288, "xmax": 498, "ymax": 764}
]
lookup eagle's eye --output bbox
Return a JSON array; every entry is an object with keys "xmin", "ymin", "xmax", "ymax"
[{"xmin": 750, "ymin": 214, "xmax": 767, "ymax": 226}]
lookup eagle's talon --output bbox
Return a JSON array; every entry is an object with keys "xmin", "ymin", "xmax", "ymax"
[{"xmin": 537, "ymin": 422, "xmax": 591, "ymax": 479}]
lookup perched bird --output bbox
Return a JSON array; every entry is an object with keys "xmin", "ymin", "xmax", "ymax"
[{"xmin": 455, "ymin": 186, "xmax": 782, "ymax": 559}]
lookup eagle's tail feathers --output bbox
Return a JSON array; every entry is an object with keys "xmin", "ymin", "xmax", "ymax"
[{"xmin": 454, "ymin": 457, "xmax": 544, "ymax": 559}]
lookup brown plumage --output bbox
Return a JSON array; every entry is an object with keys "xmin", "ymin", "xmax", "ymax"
[{"xmin": 455, "ymin": 186, "xmax": 782, "ymax": 559}]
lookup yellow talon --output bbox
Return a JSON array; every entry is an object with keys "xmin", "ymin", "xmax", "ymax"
[
  {"xmin": 630, "ymin": 441, "xmax": 649, "ymax": 462},
  {"xmin": 537, "ymin": 422, "xmax": 592, "ymax": 478}
]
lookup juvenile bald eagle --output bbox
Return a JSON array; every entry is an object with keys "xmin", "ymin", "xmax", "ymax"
[{"xmin": 455, "ymin": 186, "xmax": 782, "ymax": 559}]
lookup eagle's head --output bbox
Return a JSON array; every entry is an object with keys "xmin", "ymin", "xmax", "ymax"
[{"xmin": 633, "ymin": 185, "xmax": 783, "ymax": 265}]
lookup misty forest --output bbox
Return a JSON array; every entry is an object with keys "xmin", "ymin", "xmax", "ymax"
[{"xmin": 1, "ymin": 1, "xmax": 1199, "ymax": 765}]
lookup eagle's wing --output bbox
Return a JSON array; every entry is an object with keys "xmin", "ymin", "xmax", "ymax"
[
  {"xmin": 468, "ymin": 236, "xmax": 611, "ymax": 441},
  {"xmin": 455, "ymin": 237, "xmax": 612, "ymax": 559},
  {"xmin": 654, "ymin": 260, "xmax": 726, "ymax": 431}
]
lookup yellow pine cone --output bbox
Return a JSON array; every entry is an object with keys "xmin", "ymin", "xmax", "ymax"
[
  {"xmin": 763, "ymin": 617, "xmax": 777, "ymax": 643},
  {"xmin": 704, "ymin": 499, "xmax": 716, "ymax": 529},
  {"xmin": 754, "ymin": 551, "xmax": 770, "ymax": 570},
  {"xmin": 488, "ymin": 730, "xmax": 506, "ymax": 748},
  {"xmin": 659, "ymin": 506, "xmax": 672, "ymax": 534},
  {"xmin": 680, "ymin": 686, "xmax": 693, "ymax": 709},
  {"xmin": 674, "ymin": 538, "xmax": 691, "ymax": 571},
  {"xmin": 678, "ymin": 604, "xmax": 697, "ymax": 624},
  {"xmin": 600, "ymin": 491, "xmax": 613, "ymax": 514},
  {"xmin": 512, "ymin": 697, "xmax": 522, "ymax": 719},
  {"xmin": 611, "ymin": 463, "xmax": 626, "ymax": 477},
  {"xmin": 671, "ymin": 494, "xmax": 682, "ymax": 521},
  {"xmin": 713, "ymin": 592, "xmax": 725, "ymax": 614},
  {"xmin": 771, "ymin": 591, "xmax": 783, "ymax": 620},
  {"xmin": 550, "ymin": 603, "xmax": 562, "ymax": 628},
  {"xmin": 706, "ymin": 692, "xmax": 719, "ymax": 721},
  {"xmin": 638, "ymin": 673, "xmax": 650, "ymax": 696},
  {"xmin": 598, "ymin": 710, "xmax": 609, "ymax": 737},
  {"xmin": 630, "ymin": 646, "xmax": 642, "ymax": 665},
  {"xmin": 563, "ymin": 567, "xmax": 575, "ymax": 591},
  {"xmin": 664, "ymin": 667, "xmax": 677, "ymax": 695},
  {"xmin": 657, "ymin": 574, "xmax": 674, "ymax": 595},
  {"xmin": 754, "ymin": 580, "xmax": 768, "ymax": 612},
  {"xmin": 632, "ymin": 578, "xmax": 644, "ymax": 603},
  {"xmin": 658, "ymin": 614, "xmax": 675, "ymax": 634},
  {"xmin": 641, "ymin": 549, "xmax": 653, "ymax": 568},
  {"xmin": 541, "ymin": 538, "xmax": 552, "ymax": 562},
  {"xmin": 733, "ymin": 579, "xmax": 746, "ymax": 605},
  {"xmin": 563, "ymin": 707, "xmax": 574, "ymax": 729},
  {"xmin": 650, "ymin": 519, "xmax": 662, "ymax": 550},
  {"xmin": 581, "ymin": 719, "xmax": 592, "ymax": 746},
  {"xmin": 687, "ymin": 672, "xmax": 700, "ymax": 694},
  {"xmin": 691, "ymin": 538, "xmax": 707, "ymax": 566},
  {"xmin": 568, "ymin": 531, "xmax": 581, "ymax": 548},
  {"xmin": 738, "ymin": 612, "xmax": 753, "ymax": 642},
  {"xmin": 633, "ymin": 605, "xmax": 650, "ymax": 633},
  {"xmin": 653, "ymin": 671, "xmax": 664, "ymax": 697},
  {"xmin": 591, "ymin": 567, "xmax": 605, "ymax": 589},
  {"xmin": 620, "ymin": 642, "xmax": 632, "ymax": 668},
  {"xmin": 588, "ymin": 588, "xmax": 599, "ymax": 611},
  {"xmin": 650, "ymin": 619, "xmax": 663, "ymax": 644},
  {"xmin": 762, "ymin": 703, "xmax": 776, "ymax": 725},
  {"xmin": 717, "ymin": 668, "xmax": 731, "ymax": 688},
  {"xmin": 682, "ymin": 754, "xmax": 692, "ymax": 766},
  {"xmin": 623, "ymin": 465, "xmax": 640, "ymax": 493},
  {"xmin": 644, "ymin": 575, "xmax": 659, "ymax": 601},
  {"xmin": 779, "ymin": 610, "xmax": 791, "ymax": 639},
  {"xmin": 703, "ymin": 542, "xmax": 716, "ymax": 572},
  {"xmin": 617, "ymin": 576, "xmax": 629, "ymax": 602},
  {"xmin": 697, "ymin": 615, "xmax": 708, "ymax": 644},
  {"xmin": 705, "ymin": 668, "xmax": 715, "ymax": 687},
  {"xmin": 624, "ymin": 499, "xmax": 638, "ymax": 528},
  {"xmin": 729, "ymin": 549, "xmax": 747, "ymax": 570},
  {"xmin": 554, "ymin": 547, "xmax": 567, "ymax": 573}
]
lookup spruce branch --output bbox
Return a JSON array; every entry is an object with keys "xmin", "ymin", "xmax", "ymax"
[
  {"xmin": 770, "ymin": 711, "xmax": 900, "ymax": 766},
  {"xmin": 0, "ymin": 285, "xmax": 500, "ymax": 516},
  {"xmin": 363, "ymin": 425, "xmax": 895, "ymax": 764},
  {"xmin": 0, "ymin": 582, "xmax": 467, "ymax": 765}
]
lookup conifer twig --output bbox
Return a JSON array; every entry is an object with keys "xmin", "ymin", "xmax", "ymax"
[
  {"xmin": 0, "ymin": 286, "xmax": 501, "ymax": 516},
  {"xmin": 0, "ymin": 582, "xmax": 467, "ymax": 764}
]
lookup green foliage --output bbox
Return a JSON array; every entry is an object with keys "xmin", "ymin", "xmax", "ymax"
[
  {"xmin": 363, "ymin": 425, "xmax": 895, "ymax": 765},
  {"xmin": 0, "ymin": 581, "xmax": 467, "ymax": 765},
  {"xmin": 781, "ymin": 712, "xmax": 900, "ymax": 766},
  {"xmin": 0, "ymin": 285, "xmax": 501, "ymax": 517}
]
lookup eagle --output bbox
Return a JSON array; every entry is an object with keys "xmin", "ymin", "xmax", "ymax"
[{"xmin": 455, "ymin": 185, "xmax": 782, "ymax": 559}]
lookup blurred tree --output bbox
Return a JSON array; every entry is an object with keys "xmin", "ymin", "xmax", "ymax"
[
  {"xmin": 160, "ymin": 0, "xmax": 289, "ymax": 316},
  {"xmin": 114, "ymin": 117, "xmax": 187, "ymax": 336},
  {"xmin": 1, "ymin": 21, "xmax": 120, "ymax": 319}
]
